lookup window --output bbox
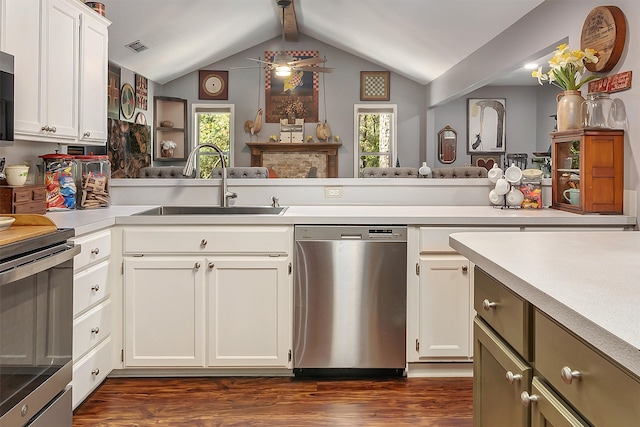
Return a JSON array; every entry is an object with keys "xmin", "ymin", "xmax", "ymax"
[
  {"xmin": 192, "ymin": 104, "xmax": 234, "ymax": 178},
  {"xmin": 353, "ymin": 104, "xmax": 397, "ymax": 177}
]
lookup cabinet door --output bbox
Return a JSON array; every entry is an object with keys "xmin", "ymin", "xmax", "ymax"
[
  {"xmin": 474, "ymin": 318, "xmax": 531, "ymax": 427},
  {"xmin": 207, "ymin": 257, "xmax": 291, "ymax": 368},
  {"xmin": 46, "ymin": 0, "xmax": 79, "ymax": 139},
  {"xmin": 78, "ymin": 11, "xmax": 108, "ymax": 144},
  {"xmin": 3, "ymin": 0, "xmax": 45, "ymax": 135},
  {"xmin": 418, "ymin": 254, "xmax": 471, "ymax": 359},
  {"xmin": 528, "ymin": 377, "xmax": 589, "ymax": 427},
  {"xmin": 124, "ymin": 257, "xmax": 206, "ymax": 367}
]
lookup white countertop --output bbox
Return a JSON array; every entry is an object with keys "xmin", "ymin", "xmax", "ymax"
[{"xmin": 450, "ymin": 231, "xmax": 640, "ymax": 378}]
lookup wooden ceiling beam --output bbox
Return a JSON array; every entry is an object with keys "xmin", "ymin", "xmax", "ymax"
[{"xmin": 276, "ymin": 0, "xmax": 298, "ymax": 42}]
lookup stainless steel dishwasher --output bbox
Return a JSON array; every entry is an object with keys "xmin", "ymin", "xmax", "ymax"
[{"xmin": 293, "ymin": 225, "xmax": 407, "ymax": 376}]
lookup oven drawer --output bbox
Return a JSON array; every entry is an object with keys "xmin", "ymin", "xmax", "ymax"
[
  {"xmin": 72, "ymin": 336, "xmax": 111, "ymax": 410},
  {"xmin": 474, "ymin": 267, "xmax": 530, "ymax": 359},
  {"xmin": 534, "ymin": 309, "xmax": 640, "ymax": 426},
  {"xmin": 28, "ymin": 386, "xmax": 72, "ymax": 427},
  {"xmin": 73, "ymin": 229, "xmax": 111, "ymax": 271},
  {"xmin": 73, "ymin": 299, "xmax": 111, "ymax": 361},
  {"xmin": 123, "ymin": 226, "xmax": 291, "ymax": 254},
  {"xmin": 73, "ymin": 261, "xmax": 110, "ymax": 316}
]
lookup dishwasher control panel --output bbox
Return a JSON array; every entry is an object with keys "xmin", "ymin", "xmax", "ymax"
[{"xmin": 295, "ymin": 226, "xmax": 407, "ymax": 241}]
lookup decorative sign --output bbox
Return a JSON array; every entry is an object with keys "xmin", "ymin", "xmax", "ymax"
[
  {"xmin": 588, "ymin": 71, "xmax": 632, "ymax": 93},
  {"xmin": 580, "ymin": 6, "xmax": 626, "ymax": 73}
]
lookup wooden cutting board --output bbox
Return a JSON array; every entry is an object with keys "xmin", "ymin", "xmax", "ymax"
[{"xmin": 0, "ymin": 214, "xmax": 58, "ymax": 246}]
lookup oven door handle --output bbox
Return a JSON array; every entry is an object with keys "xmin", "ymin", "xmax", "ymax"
[{"xmin": 0, "ymin": 243, "xmax": 81, "ymax": 286}]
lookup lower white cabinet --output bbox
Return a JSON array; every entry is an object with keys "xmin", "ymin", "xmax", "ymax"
[{"xmin": 121, "ymin": 225, "xmax": 293, "ymax": 370}]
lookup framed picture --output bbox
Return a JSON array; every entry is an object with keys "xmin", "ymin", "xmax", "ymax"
[
  {"xmin": 120, "ymin": 83, "xmax": 135, "ymax": 120},
  {"xmin": 199, "ymin": 70, "xmax": 229, "ymax": 100},
  {"xmin": 360, "ymin": 71, "xmax": 390, "ymax": 101},
  {"xmin": 471, "ymin": 154, "xmax": 501, "ymax": 171},
  {"xmin": 467, "ymin": 98, "xmax": 506, "ymax": 154},
  {"xmin": 135, "ymin": 74, "xmax": 148, "ymax": 110},
  {"xmin": 107, "ymin": 63, "xmax": 120, "ymax": 119},
  {"xmin": 264, "ymin": 50, "xmax": 319, "ymax": 123}
]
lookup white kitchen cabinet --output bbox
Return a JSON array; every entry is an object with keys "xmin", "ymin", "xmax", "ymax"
[
  {"xmin": 416, "ymin": 254, "xmax": 471, "ymax": 359},
  {"xmin": 70, "ymin": 228, "xmax": 112, "ymax": 409},
  {"xmin": 207, "ymin": 257, "xmax": 290, "ymax": 368},
  {"xmin": 121, "ymin": 225, "xmax": 293, "ymax": 370},
  {"xmin": 124, "ymin": 257, "xmax": 206, "ymax": 367},
  {"xmin": 2, "ymin": 0, "xmax": 108, "ymax": 144}
]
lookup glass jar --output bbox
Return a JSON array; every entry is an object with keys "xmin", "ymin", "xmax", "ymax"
[
  {"xmin": 519, "ymin": 169, "xmax": 543, "ymax": 209},
  {"xmin": 40, "ymin": 152, "xmax": 78, "ymax": 210},
  {"xmin": 75, "ymin": 155, "xmax": 111, "ymax": 209},
  {"xmin": 582, "ymin": 92, "xmax": 613, "ymax": 128}
]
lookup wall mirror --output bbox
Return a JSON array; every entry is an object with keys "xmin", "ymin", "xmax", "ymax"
[{"xmin": 438, "ymin": 125, "xmax": 457, "ymax": 164}]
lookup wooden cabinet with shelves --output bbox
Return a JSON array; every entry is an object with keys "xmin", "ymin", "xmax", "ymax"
[
  {"xmin": 551, "ymin": 129, "xmax": 624, "ymax": 214},
  {"xmin": 154, "ymin": 96, "xmax": 187, "ymax": 161}
]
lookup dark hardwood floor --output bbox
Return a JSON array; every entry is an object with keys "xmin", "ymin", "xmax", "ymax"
[{"xmin": 73, "ymin": 376, "xmax": 473, "ymax": 426}]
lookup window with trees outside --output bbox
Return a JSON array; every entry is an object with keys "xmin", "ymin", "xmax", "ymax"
[
  {"xmin": 354, "ymin": 104, "xmax": 397, "ymax": 177},
  {"xmin": 192, "ymin": 104, "xmax": 234, "ymax": 178}
]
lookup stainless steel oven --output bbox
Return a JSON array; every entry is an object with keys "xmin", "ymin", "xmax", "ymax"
[{"xmin": 0, "ymin": 229, "xmax": 79, "ymax": 426}]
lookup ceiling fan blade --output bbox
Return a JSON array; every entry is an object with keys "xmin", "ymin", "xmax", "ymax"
[
  {"xmin": 288, "ymin": 57, "xmax": 327, "ymax": 66},
  {"xmin": 295, "ymin": 66, "xmax": 335, "ymax": 73},
  {"xmin": 245, "ymin": 57, "xmax": 275, "ymax": 66}
]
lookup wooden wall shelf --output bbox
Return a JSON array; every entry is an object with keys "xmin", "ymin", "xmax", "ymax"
[{"xmin": 246, "ymin": 142, "xmax": 342, "ymax": 178}]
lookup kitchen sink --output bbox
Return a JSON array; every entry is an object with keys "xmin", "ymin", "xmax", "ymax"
[{"xmin": 134, "ymin": 206, "xmax": 287, "ymax": 216}]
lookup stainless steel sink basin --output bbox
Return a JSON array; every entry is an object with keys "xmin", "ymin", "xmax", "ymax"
[{"xmin": 135, "ymin": 206, "xmax": 287, "ymax": 216}]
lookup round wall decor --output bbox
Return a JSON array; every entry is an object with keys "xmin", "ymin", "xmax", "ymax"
[
  {"xmin": 580, "ymin": 6, "xmax": 626, "ymax": 73},
  {"xmin": 120, "ymin": 83, "xmax": 135, "ymax": 119}
]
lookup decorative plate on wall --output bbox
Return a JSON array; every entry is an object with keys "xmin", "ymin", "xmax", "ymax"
[
  {"xmin": 199, "ymin": 70, "xmax": 228, "ymax": 100},
  {"xmin": 120, "ymin": 83, "xmax": 135, "ymax": 120}
]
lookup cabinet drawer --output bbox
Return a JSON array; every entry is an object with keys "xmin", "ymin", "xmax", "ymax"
[
  {"xmin": 474, "ymin": 267, "xmax": 530, "ymax": 359},
  {"xmin": 420, "ymin": 227, "xmax": 519, "ymax": 253},
  {"xmin": 73, "ymin": 299, "xmax": 111, "ymax": 361},
  {"xmin": 74, "ymin": 261, "xmax": 110, "ymax": 316},
  {"xmin": 534, "ymin": 309, "xmax": 640, "ymax": 426},
  {"xmin": 529, "ymin": 377, "xmax": 589, "ymax": 426},
  {"xmin": 72, "ymin": 336, "xmax": 111, "ymax": 410},
  {"xmin": 123, "ymin": 226, "xmax": 291, "ymax": 255},
  {"xmin": 73, "ymin": 229, "xmax": 111, "ymax": 270},
  {"xmin": 12, "ymin": 201, "xmax": 47, "ymax": 214}
]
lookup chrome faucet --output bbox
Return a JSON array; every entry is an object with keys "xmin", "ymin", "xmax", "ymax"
[{"xmin": 183, "ymin": 143, "xmax": 237, "ymax": 207}]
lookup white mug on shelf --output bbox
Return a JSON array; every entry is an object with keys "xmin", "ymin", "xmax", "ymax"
[
  {"xmin": 494, "ymin": 177, "xmax": 509, "ymax": 195},
  {"xmin": 489, "ymin": 189, "xmax": 504, "ymax": 206},
  {"xmin": 487, "ymin": 164, "xmax": 503, "ymax": 183},
  {"xmin": 506, "ymin": 187, "xmax": 524, "ymax": 206}
]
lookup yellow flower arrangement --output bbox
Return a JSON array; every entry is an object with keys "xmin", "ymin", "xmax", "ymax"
[{"xmin": 531, "ymin": 44, "xmax": 599, "ymax": 91}]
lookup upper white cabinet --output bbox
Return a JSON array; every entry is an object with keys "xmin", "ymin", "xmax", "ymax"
[{"xmin": 2, "ymin": 0, "xmax": 109, "ymax": 144}]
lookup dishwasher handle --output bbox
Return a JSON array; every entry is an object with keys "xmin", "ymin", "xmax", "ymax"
[{"xmin": 340, "ymin": 234, "xmax": 363, "ymax": 240}]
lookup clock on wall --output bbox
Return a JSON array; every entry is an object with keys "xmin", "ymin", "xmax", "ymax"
[
  {"xmin": 199, "ymin": 70, "xmax": 228, "ymax": 100},
  {"xmin": 580, "ymin": 6, "xmax": 626, "ymax": 73}
]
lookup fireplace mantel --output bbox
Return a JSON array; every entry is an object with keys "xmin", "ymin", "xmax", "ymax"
[{"xmin": 246, "ymin": 142, "xmax": 342, "ymax": 178}]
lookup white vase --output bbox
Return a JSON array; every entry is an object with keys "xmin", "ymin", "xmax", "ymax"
[
  {"xmin": 557, "ymin": 90, "xmax": 585, "ymax": 131},
  {"xmin": 419, "ymin": 162, "xmax": 431, "ymax": 177}
]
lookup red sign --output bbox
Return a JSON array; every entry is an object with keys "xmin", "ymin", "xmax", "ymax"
[{"xmin": 588, "ymin": 71, "xmax": 632, "ymax": 93}]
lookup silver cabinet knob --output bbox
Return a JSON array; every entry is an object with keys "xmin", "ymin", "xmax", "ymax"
[
  {"xmin": 91, "ymin": 368, "xmax": 100, "ymax": 376},
  {"xmin": 482, "ymin": 299, "xmax": 497, "ymax": 311},
  {"xmin": 505, "ymin": 371, "xmax": 522, "ymax": 384},
  {"xmin": 194, "ymin": 262, "xmax": 201, "ymax": 269},
  {"xmin": 50, "ymin": 126, "xmax": 57, "ymax": 133},
  {"xmin": 200, "ymin": 239, "xmax": 208, "ymax": 247},
  {"xmin": 91, "ymin": 327, "xmax": 100, "ymax": 334},
  {"xmin": 84, "ymin": 131, "xmax": 91, "ymax": 137},
  {"xmin": 91, "ymin": 284, "xmax": 100, "ymax": 291},
  {"xmin": 561, "ymin": 366, "xmax": 581, "ymax": 384},
  {"xmin": 91, "ymin": 248, "xmax": 100, "ymax": 255},
  {"xmin": 208, "ymin": 262, "xmax": 214, "ymax": 269},
  {"xmin": 41, "ymin": 126, "xmax": 48, "ymax": 132},
  {"xmin": 461, "ymin": 265, "xmax": 468, "ymax": 272},
  {"xmin": 520, "ymin": 391, "xmax": 538, "ymax": 406}
]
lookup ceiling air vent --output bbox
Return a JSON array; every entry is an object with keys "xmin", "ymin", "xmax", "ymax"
[{"xmin": 125, "ymin": 40, "xmax": 148, "ymax": 53}]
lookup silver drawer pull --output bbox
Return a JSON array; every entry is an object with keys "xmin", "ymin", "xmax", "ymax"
[
  {"xmin": 200, "ymin": 239, "xmax": 208, "ymax": 247},
  {"xmin": 561, "ymin": 366, "xmax": 582, "ymax": 384},
  {"xmin": 84, "ymin": 131, "xmax": 91, "ymax": 137},
  {"xmin": 194, "ymin": 262, "xmax": 201, "ymax": 269},
  {"xmin": 482, "ymin": 299, "xmax": 497, "ymax": 311},
  {"xmin": 505, "ymin": 371, "xmax": 522, "ymax": 384},
  {"xmin": 91, "ymin": 248, "xmax": 100, "ymax": 255},
  {"xmin": 91, "ymin": 284, "xmax": 100, "ymax": 291},
  {"xmin": 91, "ymin": 368, "xmax": 100, "ymax": 376},
  {"xmin": 461, "ymin": 265, "xmax": 468, "ymax": 272},
  {"xmin": 91, "ymin": 327, "xmax": 100, "ymax": 334},
  {"xmin": 208, "ymin": 262, "xmax": 215, "ymax": 269},
  {"xmin": 520, "ymin": 391, "xmax": 538, "ymax": 406}
]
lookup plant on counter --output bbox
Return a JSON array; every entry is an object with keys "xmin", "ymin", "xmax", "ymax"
[{"xmin": 531, "ymin": 43, "xmax": 599, "ymax": 90}]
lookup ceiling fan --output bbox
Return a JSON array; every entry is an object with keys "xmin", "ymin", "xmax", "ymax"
[{"xmin": 243, "ymin": 0, "xmax": 334, "ymax": 76}]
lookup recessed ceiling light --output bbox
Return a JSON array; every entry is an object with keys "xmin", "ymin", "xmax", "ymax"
[{"xmin": 524, "ymin": 63, "xmax": 538, "ymax": 70}]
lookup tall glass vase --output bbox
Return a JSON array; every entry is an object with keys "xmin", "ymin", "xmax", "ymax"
[{"xmin": 556, "ymin": 90, "xmax": 585, "ymax": 131}]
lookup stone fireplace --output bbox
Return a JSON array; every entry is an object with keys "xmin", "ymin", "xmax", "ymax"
[{"xmin": 246, "ymin": 142, "xmax": 342, "ymax": 178}]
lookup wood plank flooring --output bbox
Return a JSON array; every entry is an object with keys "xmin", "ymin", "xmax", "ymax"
[{"xmin": 73, "ymin": 377, "xmax": 473, "ymax": 426}]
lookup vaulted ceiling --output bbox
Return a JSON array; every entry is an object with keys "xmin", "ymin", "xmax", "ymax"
[{"xmin": 101, "ymin": 0, "xmax": 545, "ymax": 86}]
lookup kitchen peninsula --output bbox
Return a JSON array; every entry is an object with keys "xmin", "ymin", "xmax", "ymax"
[{"xmin": 450, "ymin": 231, "xmax": 640, "ymax": 425}]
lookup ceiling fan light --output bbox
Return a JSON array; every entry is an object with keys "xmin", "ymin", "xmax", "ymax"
[{"xmin": 275, "ymin": 66, "xmax": 291, "ymax": 77}]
